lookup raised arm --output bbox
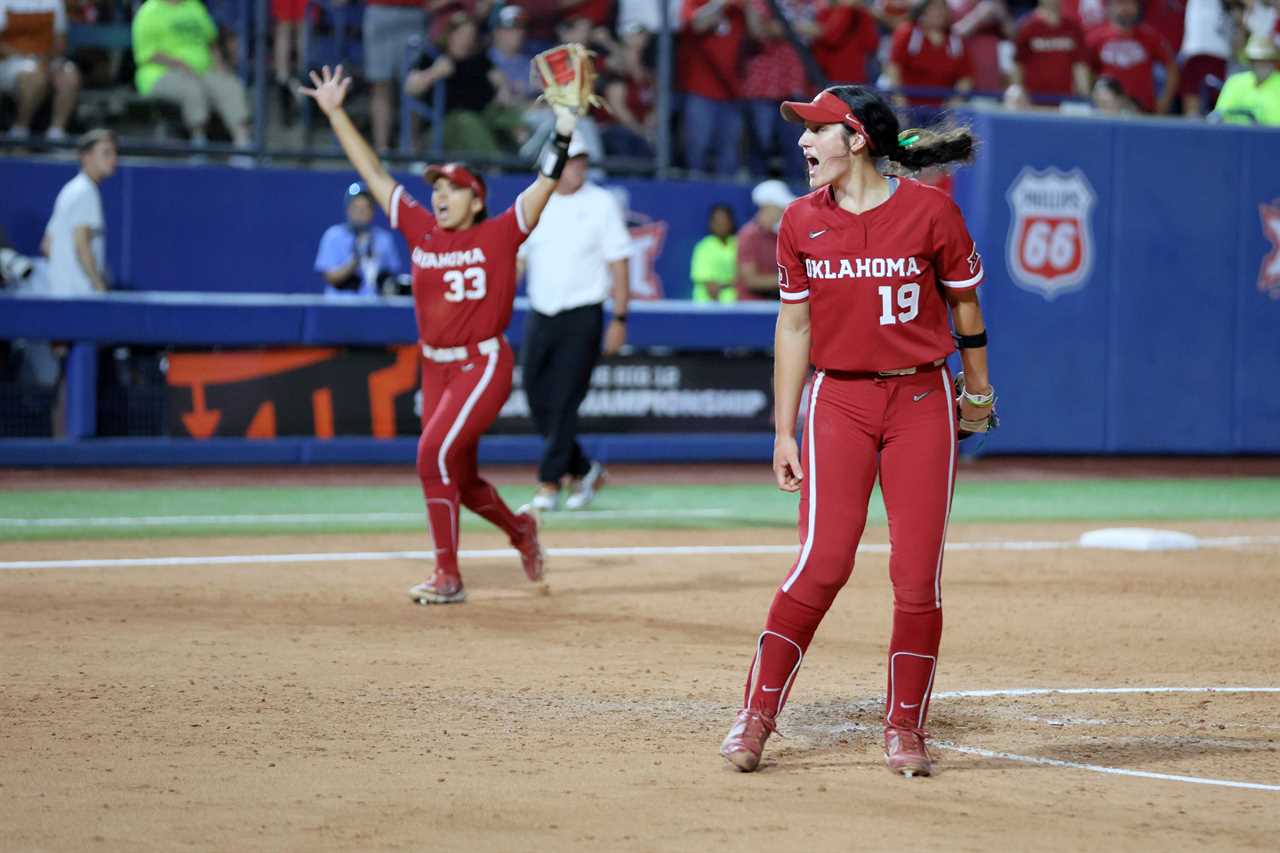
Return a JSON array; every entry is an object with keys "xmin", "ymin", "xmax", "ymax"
[
  {"xmin": 519, "ymin": 106, "xmax": 578, "ymax": 232},
  {"xmin": 300, "ymin": 65, "xmax": 397, "ymax": 215}
]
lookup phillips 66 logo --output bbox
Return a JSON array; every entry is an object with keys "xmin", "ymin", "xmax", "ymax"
[{"xmin": 1006, "ymin": 167, "xmax": 1097, "ymax": 300}]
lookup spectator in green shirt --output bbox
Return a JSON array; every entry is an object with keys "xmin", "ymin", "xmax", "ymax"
[
  {"xmin": 689, "ymin": 204, "xmax": 739, "ymax": 304},
  {"xmin": 1215, "ymin": 33, "xmax": 1280, "ymax": 126},
  {"xmin": 132, "ymin": 0, "xmax": 252, "ymax": 149}
]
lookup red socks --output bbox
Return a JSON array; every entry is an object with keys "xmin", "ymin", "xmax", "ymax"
[
  {"xmin": 885, "ymin": 606, "xmax": 942, "ymax": 730},
  {"xmin": 744, "ymin": 590, "xmax": 826, "ymax": 717}
]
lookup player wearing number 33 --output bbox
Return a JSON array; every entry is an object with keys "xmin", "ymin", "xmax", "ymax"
[
  {"xmin": 301, "ymin": 64, "xmax": 587, "ymax": 604},
  {"xmin": 719, "ymin": 85, "xmax": 998, "ymax": 776}
]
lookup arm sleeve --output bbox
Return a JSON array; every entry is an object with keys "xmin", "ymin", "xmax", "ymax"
[
  {"xmin": 889, "ymin": 24, "xmax": 912, "ymax": 65},
  {"xmin": 1013, "ymin": 22, "xmax": 1030, "ymax": 65},
  {"xmin": 132, "ymin": 3, "xmax": 160, "ymax": 65},
  {"xmin": 1146, "ymin": 26, "xmax": 1173, "ymax": 64},
  {"xmin": 494, "ymin": 196, "xmax": 532, "ymax": 249},
  {"xmin": 314, "ymin": 226, "xmax": 349, "ymax": 273},
  {"xmin": 387, "ymin": 184, "xmax": 437, "ymax": 244},
  {"xmin": 600, "ymin": 194, "xmax": 633, "ymax": 263},
  {"xmin": 775, "ymin": 210, "xmax": 809, "ymax": 303},
  {"xmin": 689, "ymin": 238, "xmax": 713, "ymax": 284},
  {"xmin": 933, "ymin": 197, "xmax": 984, "ymax": 290}
]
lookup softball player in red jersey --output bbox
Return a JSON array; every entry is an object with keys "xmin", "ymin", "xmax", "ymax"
[
  {"xmin": 720, "ymin": 85, "xmax": 996, "ymax": 776},
  {"xmin": 302, "ymin": 65, "xmax": 585, "ymax": 604}
]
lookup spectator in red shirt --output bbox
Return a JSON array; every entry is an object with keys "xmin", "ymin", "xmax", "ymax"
[
  {"xmin": 886, "ymin": 0, "xmax": 974, "ymax": 112},
  {"xmin": 599, "ymin": 22, "xmax": 656, "ymax": 157},
  {"xmin": 679, "ymin": 0, "xmax": 750, "ymax": 176},
  {"xmin": 1061, "ymin": 0, "xmax": 1106, "ymax": 31},
  {"xmin": 743, "ymin": 0, "xmax": 816, "ymax": 180},
  {"xmin": 812, "ymin": 0, "xmax": 881, "ymax": 84},
  {"xmin": 1086, "ymin": 0, "xmax": 1179, "ymax": 112},
  {"xmin": 950, "ymin": 0, "xmax": 1015, "ymax": 93},
  {"xmin": 734, "ymin": 179, "xmax": 793, "ymax": 300},
  {"xmin": 1013, "ymin": 0, "xmax": 1091, "ymax": 104}
]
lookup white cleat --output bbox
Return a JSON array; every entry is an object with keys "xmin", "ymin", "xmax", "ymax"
[{"xmin": 564, "ymin": 461, "xmax": 606, "ymax": 510}]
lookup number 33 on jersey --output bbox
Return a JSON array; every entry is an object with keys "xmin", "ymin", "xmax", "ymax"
[
  {"xmin": 390, "ymin": 184, "xmax": 532, "ymax": 348},
  {"xmin": 777, "ymin": 178, "xmax": 984, "ymax": 374}
]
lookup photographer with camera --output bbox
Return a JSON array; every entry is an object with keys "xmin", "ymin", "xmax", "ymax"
[{"xmin": 314, "ymin": 182, "xmax": 403, "ymax": 297}]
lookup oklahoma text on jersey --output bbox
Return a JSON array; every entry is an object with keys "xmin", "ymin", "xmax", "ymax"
[
  {"xmin": 412, "ymin": 247, "xmax": 489, "ymax": 269},
  {"xmin": 804, "ymin": 256, "xmax": 925, "ymax": 280}
]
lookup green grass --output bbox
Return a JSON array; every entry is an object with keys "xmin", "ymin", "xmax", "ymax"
[{"xmin": 0, "ymin": 478, "xmax": 1277, "ymax": 542}]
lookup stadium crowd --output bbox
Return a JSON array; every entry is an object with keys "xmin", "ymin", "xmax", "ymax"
[{"xmin": 1, "ymin": 0, "xmax": 1278, "ymax": 168}]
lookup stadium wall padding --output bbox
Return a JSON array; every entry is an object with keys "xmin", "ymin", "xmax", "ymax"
[{"xmin": 3, "ymin": 110, "xmax": 1279, "ymax": 461}]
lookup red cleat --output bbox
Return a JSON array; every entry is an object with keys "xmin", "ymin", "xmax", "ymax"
[
  {"xmin": 720, "ymin": 708, "xmax": 777, "ymax": 772},
  {"xmin": 514, "ymin": 505, "xmax": 545, "ymax": 582},
  {"xmin": 884, "ymin": 726, "xmax": 934, "ymax": 777},
  {"xmin": 408, "ymin": 568, "xmax": 466, "ymax": 605}
]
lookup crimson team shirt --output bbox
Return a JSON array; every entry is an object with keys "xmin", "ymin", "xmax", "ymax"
[
  {"xmin": 678, "ymin": 0, "xmax": 747, "ymax": 100},
  {"xmin": 390, "ymin": 184, "xmax": 531, "ymax": 348},
  {"xmin": 1086, "ymin": 22, "xmax": 1173, "ymax": 112},
  {"xmin": 889, "ymin": 24, "xmax": 973, "ymax": 106},
  {"xmin": 813, "ymin": 3, "xmax": 880, "ymax": 84},
  {"xmin": 776, "ymin": 179, "xmax": 984, "ymax": 373},
  {"xmin": 1015, "ymin": 12, "xmax": 1088, "ymax": 98}
]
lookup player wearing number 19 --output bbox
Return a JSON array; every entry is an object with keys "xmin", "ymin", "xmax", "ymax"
[
  {"xmin": 719, "ymin": 85, "xmax": 997, "ymax": 776},
  {"xmin": 301, "ymin": 65, "xmax": 584, "ymax": 604}
]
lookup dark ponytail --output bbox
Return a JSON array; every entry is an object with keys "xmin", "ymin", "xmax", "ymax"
[{"xmin": 825, "ymin": 84, "xmax": 977, "ymax": 172}]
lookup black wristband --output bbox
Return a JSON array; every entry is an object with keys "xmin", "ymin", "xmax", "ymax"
[
  {"xmin": 540, "ymin": 132, "xmax": 572, "ymax": 180},
  {"xmin": 954, "ymin": 330, "xmax": 988, "ymax": 349},
  {"xmin": 612, "ymin": 314, "xmax": 627, "ymax": 324}
]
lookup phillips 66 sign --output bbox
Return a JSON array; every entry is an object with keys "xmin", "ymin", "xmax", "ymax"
[{"xmin": 1005, "ymin": 167, "xmax": 1097, "ymax": 300}]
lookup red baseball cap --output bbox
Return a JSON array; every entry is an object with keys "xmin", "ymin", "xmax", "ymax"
[
  {"xmin": 423, "ymin": 162, "xmax": 487, "ymax": 202},
  {"xmin": 779, "ymin": 90, "xmax": 875, "ymax": 152}
]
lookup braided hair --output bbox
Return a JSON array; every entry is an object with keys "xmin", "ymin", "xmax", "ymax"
[{"xmin": 826, "ymin": 85, "xmax": 976, "ymax": 172}]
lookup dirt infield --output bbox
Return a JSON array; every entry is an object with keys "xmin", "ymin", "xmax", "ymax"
[{"xmin": 2, "ymin": 519, "xmax": 1278, "ymax": 852}]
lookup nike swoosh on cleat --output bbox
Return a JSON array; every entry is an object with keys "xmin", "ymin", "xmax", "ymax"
[{"xmin": 808, "ymin": 229, "xmax": 828, "ymax": 239}]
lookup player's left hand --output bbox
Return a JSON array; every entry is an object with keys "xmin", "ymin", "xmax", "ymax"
[
  {"xmin": 299, "ymin": 64, "xmax": 352, "ymax": 116},
  {"xmin": 773, "ymin": 436, "xmax": 804, "ymax": 492},
  {"xmin": 603, "ymin": 318, "xmax": 626, "ymax": 356}
]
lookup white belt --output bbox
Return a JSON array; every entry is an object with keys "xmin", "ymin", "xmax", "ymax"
[
  {"xmin": 877, "ymin": 358, "xmax": 946, "ymax": 377},
  {"xmin": 421, "ymin": 336, "xmax": 500, "ymax": 364}
]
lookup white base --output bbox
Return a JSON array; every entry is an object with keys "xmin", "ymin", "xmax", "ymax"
[{"xmin": 1078, "ymin": 528, "xmax": 1200, "ymax": 551}]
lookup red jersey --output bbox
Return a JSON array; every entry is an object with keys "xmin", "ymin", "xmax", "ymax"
[
  {"xmin": 889, "ymin": 24, "xmax": 973, "ymax": 106},
  {"xmin": 813, "ymin": 3, "xmax": 880, "ymax": 84},
  {"xmin": 1086, "ymin": 22, "xmax": 1172, "ymax": 112},
  {"xmin": 1015, "ymin": 12, "xmax": 1087, "ymax": 98},
  {"xmin": 776, "ymin": 179, "xmax": 984, "ymax": 373},
  {"xmin": 678, "ymin": 0, "xmax": 747, "ymax": 100},
  {"xmin": 390, "ymin": 184, "xmax": 531, "ymax": 348}
]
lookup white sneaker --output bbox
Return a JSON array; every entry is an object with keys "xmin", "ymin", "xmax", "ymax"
[
  {"xmin": 530, "ymin": 489, "xmax": 558, "ymax": 512},
  {"xmin": 564, "ymin": 461, "xmax": 606, "ymax": 510}
]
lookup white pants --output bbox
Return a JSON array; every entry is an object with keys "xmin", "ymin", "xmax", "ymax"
[{"xmin": 149, "ymin": 69, "xmax": 250, "ymax": 130}]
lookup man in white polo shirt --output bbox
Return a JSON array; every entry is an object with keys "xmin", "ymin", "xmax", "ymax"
[{"xmin": 518, "ymin": 133, "xmax": 632, "ymax": 511}]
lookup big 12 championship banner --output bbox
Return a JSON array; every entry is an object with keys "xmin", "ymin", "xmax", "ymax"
[{"xmin": 166, "ymin": 348, "xmax": 773, "ymax": 438}]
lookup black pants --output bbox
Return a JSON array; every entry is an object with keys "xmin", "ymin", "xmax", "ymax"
[{"xmin": 522, "ymin": 304, "xmax": 602, "ymax": 485}]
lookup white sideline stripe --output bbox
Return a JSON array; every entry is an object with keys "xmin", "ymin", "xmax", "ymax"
[
  {"xmin": 933, "ymin": 741, "xmax": 1280, "ymax": 793},
  {"xmin": 1, "ymin": 535, "xmax": 1276, "ymax": 571},
  {"xmin": 0, "ymin": 508, "xmax": 735, "ymax": 528},
  {"xmin": 934, "ymin": 686, "xmax": 1280, "ymax": 699}
]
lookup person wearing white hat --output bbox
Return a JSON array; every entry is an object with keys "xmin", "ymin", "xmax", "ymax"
[
  {"xmin": 1215, "ymin": 32, "xmax": 1280, "ymax": 125},
  {"xmin": 518, "ymin": 132, "xmax": 633, "ymax": 511},
  {"xmin": 734, "ymin": 179, "xmax": 795, "ymax": 301}
]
